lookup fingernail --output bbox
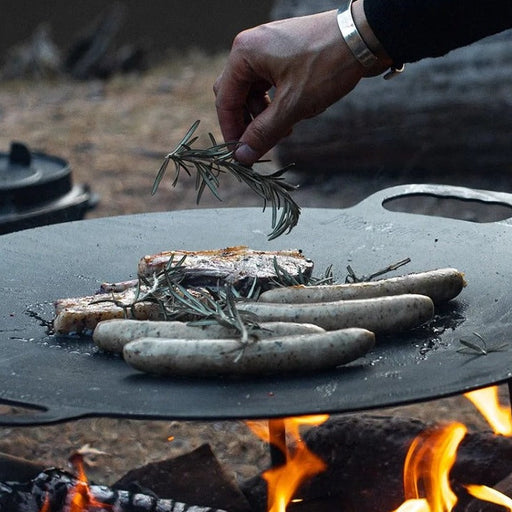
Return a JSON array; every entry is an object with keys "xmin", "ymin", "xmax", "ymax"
[{"xmin": 235, "ymin": 144, "xmax": 259, "ymax": 165}]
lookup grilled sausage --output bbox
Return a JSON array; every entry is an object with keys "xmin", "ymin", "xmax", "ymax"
[
  {"xmin": 258, "ymin": 268, "xmax": 465, "ymax": 304},
  {"xmin": 93, "ymin": 319, "xmax": 325, "ymax": 354},
  {"xmin": 238, "ymin": 294, "xmax": 434, "ymax": 333},
  {"xmin": 122, "ymin": 328, "xmax": 375, "ymax": 376}
]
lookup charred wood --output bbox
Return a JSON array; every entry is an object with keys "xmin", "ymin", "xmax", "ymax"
[
  {"xmin": 0, "ymin": 452, "xmax": 45, "ymax": 485},
  {"xmin": 113, "ymin": 444, "xmax": 252, "ymax": 512},
  {"xmin": 464, "ymin": 471, "xmax": 512, "ymax": 511},
  {"xmin": 0, "ymin": 467, "xmax": 228, "ymax": 512},
  {"xmin": 242, "ymin": 414, "xmax": 512, "ymax": 512}
]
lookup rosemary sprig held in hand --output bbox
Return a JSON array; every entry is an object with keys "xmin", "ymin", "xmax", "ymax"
[{"xmin": 152, "ymin": 120, "xmax": 301, "ymax": 240}]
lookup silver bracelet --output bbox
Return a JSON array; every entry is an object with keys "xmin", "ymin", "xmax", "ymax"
[{"xmin": 336, "ymin": 0, "xmax": 405, "ymax": 79}]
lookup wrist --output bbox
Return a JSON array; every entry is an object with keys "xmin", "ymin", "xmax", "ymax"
[
  {"xmin": 351, "ymin": 0, "xmax": 392, "ymax": 67},
  {"xmin": 337, "ymin": 0, "xmax": 404, "ymax": 79}
]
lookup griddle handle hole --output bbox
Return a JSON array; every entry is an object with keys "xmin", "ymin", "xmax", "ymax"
[{"xmin": 382, "ymin": 193, "xmax": 512, "ymax": 223}]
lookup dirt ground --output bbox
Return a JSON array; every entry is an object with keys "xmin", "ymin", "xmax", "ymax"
[{"xmin": 0, "ymin": 52, "xmax": 508, "ymax": 487}]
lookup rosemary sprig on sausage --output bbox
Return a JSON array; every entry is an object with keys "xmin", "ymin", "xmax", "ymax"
[
  {"xmin": 93, "ymin": 319, "xmax": 325, "ymax": 354},
  {"xmin": 259, "ymin": 268, "xmax": 465, "ymax": 305},
  {"xmin": 122, "ymin": 328, "xmax": 375, "ymax": 376}
]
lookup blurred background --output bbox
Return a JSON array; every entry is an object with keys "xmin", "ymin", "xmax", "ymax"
[
  {"xmin": 0, "ymin": 1, "xmax": 273, "ymax": 58},
  {"xmin": 0, "ymin": 0, "xmax": 282, "ymax": 232},
  {"xmin": 2, "ymin": 0, "xmax": 511, "ymax": 231}
]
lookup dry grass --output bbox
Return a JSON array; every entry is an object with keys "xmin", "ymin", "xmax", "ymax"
[{"xmin": 0, "ymin": 51, "xmax": 274, "ymax": 223}]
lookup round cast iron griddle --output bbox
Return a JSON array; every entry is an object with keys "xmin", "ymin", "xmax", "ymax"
[{"xmin": 1, "ymin": 184, "xmax": 512, "ymax": 426}]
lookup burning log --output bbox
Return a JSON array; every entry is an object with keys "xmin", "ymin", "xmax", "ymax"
[
  {"xmin": 0, "ymin": 467, "xmax": 229, "ymax": 512},
  {"xmin": 242, "ymin": 414, "xmax": 512, "ymax": 512},
  {"xmin": 464, "ymin": 471, "xmax": 512, "ymax": 511}
]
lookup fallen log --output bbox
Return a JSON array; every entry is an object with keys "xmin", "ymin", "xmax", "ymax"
[{"xmin": 270, "ymin": 0, "xmax": 512, "ymax": 205}]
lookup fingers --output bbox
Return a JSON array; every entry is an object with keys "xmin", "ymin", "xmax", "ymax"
[
  {"xmin": 245, "ymin": 85, "xmax": 271, "ymax": 121},
  {"xmin": 215, "ymin": 60, "xmax": 296, "ymax": 165},
  {"xmin": 215, "ymin": 80, "xmax": 279, "ymax": 165},
  {"xmin": 213, "ymin": 29, "xmax": 271, "ymax": 147},
  {"xmin": 234, "ymin": 97, "xmax": 296, "ymax": 165},
  {"xmin": 214, "ymin": 10, "xmax": 363, "ymax": 166},
  {"xmin": 213, "ymin": 71, "xmax": 250, "ymax": 148}
]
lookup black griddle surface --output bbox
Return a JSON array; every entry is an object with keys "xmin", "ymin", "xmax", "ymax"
[{"xmin": 2, "ymin": 184, "xmax": 512, "ymax": 426}]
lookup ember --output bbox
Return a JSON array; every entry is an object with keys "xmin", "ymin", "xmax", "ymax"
[{"xmin": 0, "ymin": 467, "xmax": 228, "ymax": 512}]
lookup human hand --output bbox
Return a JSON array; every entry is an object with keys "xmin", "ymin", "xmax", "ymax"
[{"xmin": 213, "ymin": 9, "xmax": 386, "ymax": 165}]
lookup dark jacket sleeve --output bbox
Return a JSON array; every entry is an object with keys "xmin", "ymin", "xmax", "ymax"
[{"xmin": 364, "ymin": 0, "xmax": 512, "ymax": 64}]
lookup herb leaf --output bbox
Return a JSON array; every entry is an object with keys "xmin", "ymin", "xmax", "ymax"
[
  {"xmin": 457, "ymin": 332, "xmax": 509, "ymax": 356},
  {"xmin": 152, "ymin": 121, "xmax": 301, "ymax": 240}
]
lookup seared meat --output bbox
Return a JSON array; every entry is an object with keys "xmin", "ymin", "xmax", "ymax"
[
  {"xmin": 54, "ymin": 246, "xmax": 313, "ymax": 335},
  {"xmin": 137, "ymin": 245, "xmax": 313, "ymax": 294},
  {"xmin": 53, "ymin": 287, "xmax": 161, "ymax": 336}
]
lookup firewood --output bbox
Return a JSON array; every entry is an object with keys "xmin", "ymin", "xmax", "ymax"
[
  {"xmin": 0, "ymin": 467, "xmax": 228, "ymax": 512},
  {"xmin": 241, "ymin": 414, "xmax": 512, "ymax": 512},
  {"xmin": 113, "ymin": 444, "xmax": 252, "ymax": 512}
]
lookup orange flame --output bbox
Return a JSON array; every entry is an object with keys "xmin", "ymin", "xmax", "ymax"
[
  {"xmin": 67, "ymin": 453, "xmax": 112, "ymax": 511},
  {"xmin": 392, "ymin": 385, "xmax": 512, "ymax": 512},
  {"xmin": 466, "ymin": 484, "xmax": 512, "ymax": 510},
  {"xmin": 246, "ymin": 415, "xmax": 328, "ymax": 512},
  {"xmin": 39, "ymin": 494, "xmax": 51, "ymax": 512},
  {"xmin": 464, "ymin": 386, "xmax": 512, "ymax": 435},
  {"xmin": 392, "ymin": 422, "xmax": 467, "ymax": 512}
]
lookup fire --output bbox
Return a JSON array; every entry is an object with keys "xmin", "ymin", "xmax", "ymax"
[
  {"xmin": 40, "ymin": 494, "xmax": 51, "ymax": 512},
  {"xmin": 246, "ymin": 415, "xmax": 328, "ymax": 512},
  {"xmin": 392, "ymin": 385, "xmax": 512, "ymax": 512},
  {"xmin": 464, "ymin": 386, "xmax": 512, "ymax": 435},
  {"xmin": 466, "ymin": 484, "xmax": 512, "ymax": 510},
  {"xmin": 393, "ymin": 499, "xmax": 430, "ymax": 512},
  {"xmin": 66, "ymin": 453, "xmax": 112, "ymax": 512},
  {"xmin": 36, "ymin": 385, "xmax": 512, "ymax": 512},
  {"xmin": 393, "ymin": 422, "xmax": 466, "ymax": 512}
]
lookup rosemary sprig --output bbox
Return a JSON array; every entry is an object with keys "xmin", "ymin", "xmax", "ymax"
[
  {"xmin": 152, "ymin": 120, "xmax": 301, "ymax": 240},
  {"xmin": 271, "ymin": 257, "xmax": 335, "ymax": 287},
  {"xmin": 457, "ymin": 332, "xmax": 509, "ymax": 356},
  {"xmin": 131, "ymin": 254, "xmax": 263, "ymax": 345},
  {"xmin": 345, "ymin": 258, "xmax": 412, "ymax": 283}
]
